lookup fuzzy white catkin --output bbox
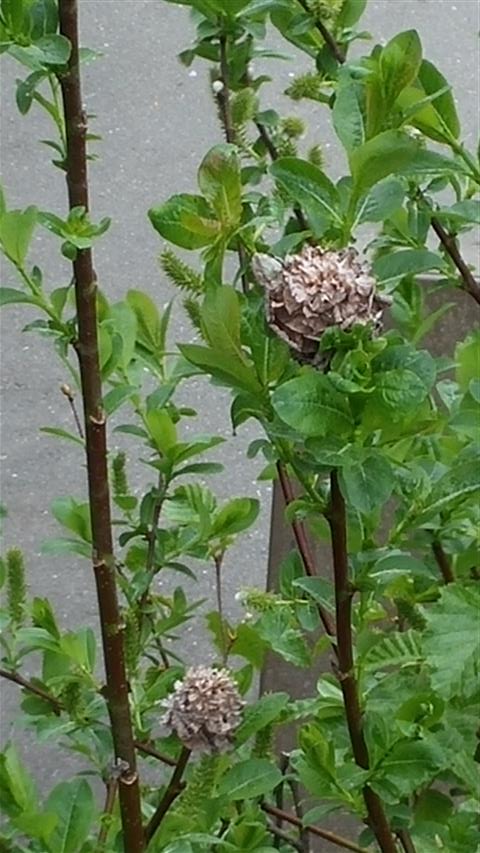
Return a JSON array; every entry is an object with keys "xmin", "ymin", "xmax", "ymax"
[{"xmin": 162, "ymin": 666, "xmax": 245, "ymax": 752}]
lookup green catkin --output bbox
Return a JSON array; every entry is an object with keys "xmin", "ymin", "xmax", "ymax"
[
  {"xmin": 308, "ymin": 144, "xmax": 325, "ymax": 168},
  {"xmin": 6, "ymin": 548, "xmax": 26, "ymax": 625},
  {"xmin": 124, "ymin": 608, "xmax": 141, "ymax": 676},
  {"xmin": 285, "ymin": 72, "xmax": 327, "ymax": 102},
  {"xmin": 112, "ymin": 451, "xmax": 128, "ymax": 497},
  {"xmin": 60, "ymin": 681, "xmax": 84, "ymax": 718},
  {"xmin": 307, "ymin": 0, "xmax": 344, "ymax": 24},
  {"xmin": 280, "ymin": 116, "xmax": 306, "ymax": 139},
  {"xmin": 231, "ymin": 88, "xmax": 258, "ymax": 129},
  {"xmin": 160, "ymin": 248, "xmax": 203, "ymax": 294},
  {"xmin": 183, "ymin": 296, "xmax": 204, "ymax": 336},
  {"xmin": 277, "ymin": 137, "xmax": 298, "ymax": 158},
  {"xmin": 172, "ymin": 754, "xmax": 220, "ymax": 820},
  {"xmin": 240, "ymin": 588, "xmax": 285, "ymax": 614}
]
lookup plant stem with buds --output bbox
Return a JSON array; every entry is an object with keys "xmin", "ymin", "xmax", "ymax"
[{"xmin": 58, "ymin": 2, "xmax": 143, "ymax": 849}]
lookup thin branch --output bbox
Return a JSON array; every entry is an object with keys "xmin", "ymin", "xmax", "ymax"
[
  {"xmin": 60, "ymin": 382, "xmax": 84, "ymax": 439},
  {"xmin": 430, "ymin": 216, "xmax": 480, "ymax": 306},
  {"xmin": 140, "ymin": 474, "xmax": 170, "ymax": 669},
  {"xmin": 266, "ymin": 819, "xmax": 303, "ymax": 853},
  {"xmin": 145, "ymin": 746, "xmax": 191, "ymax": 843},
  {"xmin": 98, "ymin": 777, "xmax": 118, "ymax": 847},
  {"xmin": 432, "ymin": 540, "xmax": 455, "ymax": 584},
  {"xmin": 58, "ymin": 2, "xmax": 143, "ymax": 848},
  {"xmin": 0, "ymin": 667, "xmax": 62, "ymax": 714},
  {"xmin": 288, "ymin": 775, "xmax": 310, "ymax": 853},
  {"xmin": 214, "ymin": 552, "xmax": 228, "ymax": 665},
  {"xmin": 296, "ymin": 0, "xmax": 346, "ymax": 63},
  {"xmin": 397, "ymin": 829, "xmax": 418, "ymax": 853},
  {"xmin": 326, "ymin": 472, "xmax": 399, "ymax": 853},
  {"xmin": 216, "ymin": 31, "xmax": 250, "ymax": 295},
  {"xmin": 262, "ymin": 804, "xmax": 369, "ymax": 853},
  {"xmin": 134, "ymin": 740, "xmax": 177, "ymax": 767},
  {"xmin": 277, "ymin": 462, "xmax": 337, "ymax": 643}
]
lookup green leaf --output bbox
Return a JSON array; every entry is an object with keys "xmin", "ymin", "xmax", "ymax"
[
  {"xmin": 368, "ymin": 345, "xmax": 435, "ymax": 416},
  {"xmin": 148, "ymin": 193, "xmax": 220, "ymax": 249},
  {"xmin": 417, "ymin": 58, "xmax": 460, "ymax": 139},
  {"xmin": 338, "ymin": 0, "xmax": 367, "ymax": 27},
  {"xmin": 372, "ymin": 739, "xmax": 443, "ymax": 800},
  {"xmin": 292, "ymin": 577, "xmax": 335, "ymax": 614},
  {"xmin": 40, "ymin": 427, "xmax": 85, "ymax": 447},
  {"xmin": 211, "ymin": 497, "xmax": 259, "ymax": 538},
  {"xmin": 34, "ymin": 33, "xmax": 71, "ymax": 65},
  {"xmin": 102, "ymin": 384, "xmax": 137, "ymax": 415},
  {"xmin": 350, "ymin": 130, "xmax": 419, "ymax": 196},
  {"xmin": 364, "ymin": 630, "xmax": 422, "ymax": 673},
  {"xmin": 339, "ymin": 450, "xmax": 393, "ymax": 514},
  {"xmin": 357, "ymin": 176, "xmax": 405, "ymax": 224},
  {"xmin": 16, "ymin": 69, "xmax": 47, "ymax": 114},
  {"xmin": 455, "ymin": 331, "xmax": 480, "ymax": 390},
  {"xmin": 146, "ymin": 408, "xmax": 177, "ymax": 453},
  {"xmin": 373, "ymin": 249, "xmax": 444, "ymax": 290},
  {"xmin": 379, "ymin": 30, "xmax": 422, "ymax": 107},
  {"xmin": 235, "ymin": 692, "xmax": 289, "ymax": 744},
  {"xmin": 218, "ymin": 759, "xmax": 283, "ymax": 800},
  {"xmin": 197, "ymin": 144, "xmax": 242, "ymax": 230},
  {"xmin": 269, "ymin": 157, "xmax": 341, "ymax": 236},
  {"xmin": 179, "ymin": 343, "xmax": 262, "ymax": 395},
  {"xmin": 332, "ymin": 72, "xmax": 365, "ymax": 153},
  {"xmin": 272, "ymin": 371, "xmax": 353, "ymax": 438},
  {"xmin": 0, "ymin": 206, "xmax": 37, "ymax": 265},
  {"xmin": 258, "ymin": 609, "xmax": 311, "ymax": 667},
  {"xmin": 0, "ymin": 287, "xmax": 41, "ymax": 307},
  {"xmin": 41, "ymin": 537, "xmax": 91, "ymax": 558},
  {"xmin": 45, "ymin": 779, "xmax": 94, "ymax": 853},
  {"xmin": 51, "ymin": 497, "xmax": 92, "ymax": 542},
  {"xmin": 201, "ymin": 286, "xmax": 242, "ymax": 355},
  {"xmin": 0, "ymin": 744, "xmax": 37, "ymax": 816},
  {"xmin": 422, "ymin": 585, "xmax": 480, "ymax": 699},
  {"xmin": 126, "ymin": 289, "xmax": 162, "ymax": 353}
]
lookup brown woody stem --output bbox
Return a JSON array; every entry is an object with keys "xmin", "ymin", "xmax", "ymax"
[
  {"xmin": 277, "ymin": 462, "xmax": 337, "ymax": 642},
  {"xmin": 145, "ymin": 746, "xmax": 191, "ymax": 842},
  {"xmin": 58, "ymin": 2, "xmax": 143, "ymax": 849},
  {"xmin": 430, "ymin": 216, "xmax": 480, "ymax": 305},
  {"xmin": 432, "ymin": 540, "xmax": 455, "ymax": 584},
  {"xmin": 326, "ymin": 472, "xmax": 398, "ymax": 853},
  {"xmin": 296, "ymin": 0, "xmax": 346, "ymax": 63},
  {"xmin": 0, "ymin": 667, "xmax": 62, "ymax": 714},
  {"xmin": 263, "ymin": 803, "xmax": 369, "ymax": 853}
]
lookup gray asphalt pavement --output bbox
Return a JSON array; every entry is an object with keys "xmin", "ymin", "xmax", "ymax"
[{"xmin": 1, "ymin": 0, "xmax": 479, "ymax": 789}]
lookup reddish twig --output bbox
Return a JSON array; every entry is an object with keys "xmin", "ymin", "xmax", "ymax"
[
  {"xmin": 134, "ymin": 740, "xmax": 177, "ymax": 767},
  {"xmin": 326, "ymin": 472, "xmax": 399, "ymax": 853},
  {"xmin": 145, "ymin": 746, "xmax": 191, "ymax": 842},
  {"xmin": 430, "ymin": 216, "xmax": 480, "ymax": 305},
  {"xmin": 58, "ymin": 2, "xmax": 143, "ymax": 849},
  {"xmin": 432, "ymin": 540, "xmax": 455, "ymax": 584},
  {"xmin": 263, "ymin": 804, "xmax": 369, "ymax": 853},
  {"xmin": 277, "ymin": 462, "xmax": 336, "ymax": 642}
]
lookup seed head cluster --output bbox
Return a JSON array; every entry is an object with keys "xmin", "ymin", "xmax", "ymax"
[
  {"xmin": 252, "ymin": 246, "xmax": 390, "ymax": 360},
  {"xmin": 162, "ymin": 666, "xmax": 245, "ymax": 752}
]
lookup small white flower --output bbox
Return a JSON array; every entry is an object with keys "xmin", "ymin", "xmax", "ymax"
[{"xmin": 212, "ymin": 79, "xmax": 224, "ymax": 94}]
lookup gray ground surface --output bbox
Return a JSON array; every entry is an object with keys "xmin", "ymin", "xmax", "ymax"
[{"xmin": 1, "ymin": 0, "xmax": 479, "ymax": 795}]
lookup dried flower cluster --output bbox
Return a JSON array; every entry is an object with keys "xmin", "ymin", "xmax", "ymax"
[
  {"xmin": 162, "ymin": 666, "xmax": 245, "ymax": 752},
  {"xmin": 252, "ymin": 246, "xmax": 390, "ymax": 360}
]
